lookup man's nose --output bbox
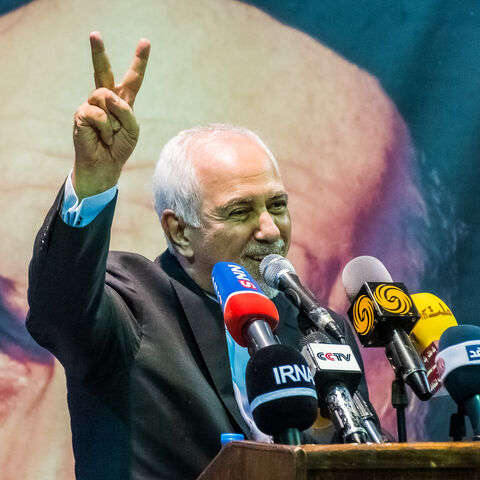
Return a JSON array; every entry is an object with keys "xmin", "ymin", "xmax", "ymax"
[{"xmin": 254, "ymin": 211, "xmax": 281, "ymax": 242}]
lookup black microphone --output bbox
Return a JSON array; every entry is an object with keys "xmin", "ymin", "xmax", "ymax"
[
  {"xmin": 299, "ymin": 330, "xmax": 368, "ymax": 443},
  {"xmin": 245, "ymin": 344, "xmax": 319, "ymax": 440},
  {"xmin": 212, "ymin": 262, "xmax": 319, "ymax": 443},
  {"xmin": 342, "ymin": 256, "xmax": 431, "ymax": 401},
  {"xmin": 260, "ymin": 254, "xmax": 345, "ymax": 342},
  {"xmin": 437, "ymin": 324, "xmax": 480, "ymax": 441}
]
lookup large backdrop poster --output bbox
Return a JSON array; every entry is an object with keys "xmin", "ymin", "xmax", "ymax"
[{"xmin": 0, "ymin": 0, "xmax": 478, "ymax": 477}]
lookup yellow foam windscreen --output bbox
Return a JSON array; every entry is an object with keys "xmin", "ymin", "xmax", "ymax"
[{"xmin": 410, "ymin": 292, "xmax": 457, "ymax": 351}]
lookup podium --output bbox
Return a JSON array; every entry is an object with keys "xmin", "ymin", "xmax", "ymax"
[{"xmin": 197, "ymin": 441, "xmax": 480, "ymax": 480}]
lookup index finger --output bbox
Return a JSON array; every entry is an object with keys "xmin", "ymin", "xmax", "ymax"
[
  {"xmin": 90, "ymin": 31, "xmax": 115, "ymax": 90},
  {"xmin": 117, "ymin": 38, "xmax": 151, "ymax": 107}
]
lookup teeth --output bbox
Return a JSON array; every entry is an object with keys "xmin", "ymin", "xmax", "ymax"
[{"xmin": 246, "ymin": 255, "xmax": 271, "ymax": 261}]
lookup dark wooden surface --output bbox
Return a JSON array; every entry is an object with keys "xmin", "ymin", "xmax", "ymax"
[{"xmin": 197, "ymin": 441, "xmax": 480, "ymax": 480}]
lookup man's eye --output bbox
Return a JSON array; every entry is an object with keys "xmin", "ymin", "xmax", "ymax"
[
  {"xmin": 229, "ymin": 209, "xmax": 249, "ymax": 217},
  {"xmin": 269, "ymin": 201, "xmax": 287, "ymax": 212}
]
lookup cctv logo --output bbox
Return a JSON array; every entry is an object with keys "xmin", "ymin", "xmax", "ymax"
[
  {"xmin": 272, "ymin": 364, "xmax": 314, "ymax": 385},
  {"xmin": 317, "ymin": 351, "xmax": 351, "ymax": 362},
  {"xmin": 303, "ymin": 343, "xmax": 362, "ymax": 373}
]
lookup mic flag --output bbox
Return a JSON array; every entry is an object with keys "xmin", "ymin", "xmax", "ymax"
[
  {"xmin": 342, "ymin": 256, "xmax": 430, "ymax": 400},
  {"xmin": 212, "ymin": 262, "xmax": 279, "ymax": 347},
  {"xmin": 300, "ymin": 340, "xmax": 362, "ymax": 397},
  {"xmin": 298, "ymin": 331, "xmax": 367, "ymax": 443},
  {"xmin": 410, "ymin": 293, "xmax": 457, "ymax": 396},
  {"xmin": 347, "ymin": 282, "xmax": 420, "ymax": 347}
]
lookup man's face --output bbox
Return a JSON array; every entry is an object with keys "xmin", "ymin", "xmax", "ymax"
[{"xmin": 184, "ymin": 133, "xmax": 291, "ymax": 293}]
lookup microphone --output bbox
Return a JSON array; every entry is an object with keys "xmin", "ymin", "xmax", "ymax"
[
  {"xmin": 212, "ymin": 261, "xmax": 279, "ymax": 350},
  {"xmin": 245, "ymin": 344, "xmax": 319, "ymax": 437},
  {"xmin": 260, "ymin": 254, "xmax": 345, "ymax": 342},
  {"xmin": 342, "ymin": 256, "xmax": 431, "ymax": 400},
  {"xmin": 437, "ymin": 324, "xmax": 480, "ymax": 441},
  {"xmin": 352, "ymin": 391, "xmax": 386, "ymax": 443},
  {"xmin": 409, "ymin": 293, "xmax": 457, "ymax": 396},
  {"xmin": 299, "ymin": 330, "xmax": 369, "ymax": 443},
  {"xmin": 212, "ymin": 262, "xmax": 318, "ymax": 441}
]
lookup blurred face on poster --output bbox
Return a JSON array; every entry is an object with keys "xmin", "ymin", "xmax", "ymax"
[{"xmin": 0, "ymin": 0, "xmax": 425, "ymax": 477}]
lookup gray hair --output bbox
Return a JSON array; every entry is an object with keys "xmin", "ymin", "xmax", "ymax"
[{"xmin": 152, "ymin": 123, "xmax": 280, "ymax": 231}]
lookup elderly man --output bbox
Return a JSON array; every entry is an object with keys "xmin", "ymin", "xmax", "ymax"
[{"xmin": 26, "ymin": 33, "xmax": 374, "ymax": 480}]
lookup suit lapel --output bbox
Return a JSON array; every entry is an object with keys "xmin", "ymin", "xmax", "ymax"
[
  {"xmin": 158, "ymin": 252, "xmax": 250, "ymax": 436},
  {"xmin": 274, "ymin": 294, "xmax": 303, "ymax": 348}
]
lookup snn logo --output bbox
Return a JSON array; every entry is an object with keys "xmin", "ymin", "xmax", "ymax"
[{"xmin": 228, "ymin": 264, "xmax": 257, "ymax": 290}]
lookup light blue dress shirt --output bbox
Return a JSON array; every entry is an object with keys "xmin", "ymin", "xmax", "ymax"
[{"xmin": 62, "ymin": 173, "xmax": 117, "ymax": 227}]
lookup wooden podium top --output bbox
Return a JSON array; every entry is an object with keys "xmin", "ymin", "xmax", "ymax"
[{"xmin": 198, "ymin": 441, "xmax": 480, "ymax": 480}]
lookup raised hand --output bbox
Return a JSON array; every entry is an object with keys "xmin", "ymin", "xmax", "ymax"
[{"xmin": 73, "ymin": 32, "xmax": 150, "ymax": 200}]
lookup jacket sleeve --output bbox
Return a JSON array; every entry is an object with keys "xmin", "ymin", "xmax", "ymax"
[{"xmin": 26, "ymin": 186, "xmax": 142, "ymax": 380}]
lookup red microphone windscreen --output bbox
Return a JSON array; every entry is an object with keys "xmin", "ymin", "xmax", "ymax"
[{"xmin": 224, "ymin": 291, "xmax": 279, "ymax": 347}]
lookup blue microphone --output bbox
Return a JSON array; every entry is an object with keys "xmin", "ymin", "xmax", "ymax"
[
  {"xmin": 437, "ymin": 324, "xmax": 480, "ymax": 440},
  {"xmin": 212, "ymin": 262, "xmax": 318, "ymax": 442},
  {"xmin": 212, "ymin": 262, "xmax": 279, "ymax": 350}
]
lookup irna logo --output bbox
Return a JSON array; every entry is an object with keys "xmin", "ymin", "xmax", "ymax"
[{"xmin": 272, "ymin": 364, "xmax": 314, "ymax": 385}]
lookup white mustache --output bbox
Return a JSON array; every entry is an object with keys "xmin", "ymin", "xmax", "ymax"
[{"xmin": 242, "ymin": 239, "xmax": 286, "ymax": 257}]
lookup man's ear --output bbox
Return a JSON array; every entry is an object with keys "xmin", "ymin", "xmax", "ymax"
[{"xmin": 161, "ymin": 210, "xmax": 194, "ymax": 258}]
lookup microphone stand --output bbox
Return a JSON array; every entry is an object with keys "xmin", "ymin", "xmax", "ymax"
[
  {"xmin": 449, "ymin": 407, "xmax": 466, "ymax": 442},
  {"xmin": 391, "ymin": 374, "xmax": 408, "ymax": 442},
  {"xmin": 273, "ymin": 428, "xmax": 301, "ymax": 445}
]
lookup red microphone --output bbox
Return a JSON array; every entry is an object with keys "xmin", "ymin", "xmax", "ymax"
[{"xmin": 212, "ymin": 262, "xmax": 278, "ymax": 349}]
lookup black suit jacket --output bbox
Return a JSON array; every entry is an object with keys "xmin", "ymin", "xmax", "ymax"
[{"xmin": 26, "ymin": 187, "xmax": 371, "ymax": 480}]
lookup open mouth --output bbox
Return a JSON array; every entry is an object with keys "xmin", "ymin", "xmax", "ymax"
[{"xmin": 247, "ymin": 256, "xmax": 265, "ymax": 262}]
